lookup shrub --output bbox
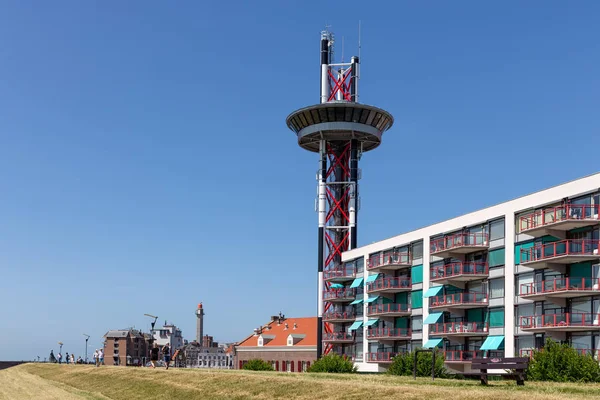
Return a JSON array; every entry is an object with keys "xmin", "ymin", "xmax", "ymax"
[
  {"xmin": 242, "ymin": 359, "xmax": 274, "ymax": 371},
  {"xmin": 308, "ymin": 354, "xmax": 357, "ymax": 373},
  {"xmin": 527, "ymin": 339, "xmax": 600, "ymax": 383},
  {"xmin": 387, "ymin": 350, "xmax": 447, "ymax": 378}
]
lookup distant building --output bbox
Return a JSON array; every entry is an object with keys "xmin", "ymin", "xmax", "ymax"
[
  {"xmin": 202, "ymin": 334, "xmax": 218, "ymax": 348},
  {"xmin": 178, "ymin": 342, "xmax": 232, "ymax": 369},
  {"xmin": 103, "ymin": 329, "xmax": 150, "ymax": 366},
  {"xmin": 151, "ymin": 323, "xmax": 184, "ymax": 350},
  {"xmin": 234, "ymin": 314, "xmax": 317, "ymax": 372}
]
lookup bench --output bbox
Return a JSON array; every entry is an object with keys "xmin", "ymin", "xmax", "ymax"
[{"xmin": 471, "ymin": 357, "xmax": 529, "ymax": 386}]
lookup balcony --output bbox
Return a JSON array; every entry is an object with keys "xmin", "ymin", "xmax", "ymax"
[
  {"xmin": 519, "ymin": 240, "xmax": 600, "ymax": 270},
  {"xmin": 323, "ymin": 311, "xmax": 356, "ymax": 323},
  {"xmin": 368, "ymin": 251, "xmax": 412, "ymax": 272},
  {"xmin": 520, "ymin": 348, "xmax": 597, "ymax": 359},
  {"xmin": 519, "ymin": 313, "xmax": 600, "ymax": 332},
  {"xmin": 430, "ymin": 233, "xmax": 489, "ymax": 259},
  {"xmin": 367, "ymin": 277, "xmax": 411, "ymax": 294},
  {"xmin": 323, "ymin": 288, "xmax": 356, "ymax": 303},
  {"xmin": 519, "ymin": 277, "xmax": 600, "ymax": 301},
  {"xmin": 429, "ymin": 322, "xmax": 488, "ymax": 337},
  {"xmin": 367, "ymin": 327, "xmax": 411, "ymax": 341},
  {"xmin": 429, "ymin": 292, "xmax": 488, "ymax": 311},
  {"xmin": 367, "ymin": 303, "xmax": 411, "ymax": 318},
  {"xmin": 519, "ymin": 205, "xmax": 600, "ymax": 238},
  {"xmin": 322, "ymin": 332, "xmax": 355, "ymax": 344},
  {"xmin": 366, "ymin": 352, "xmax": 403, "ymax": 363},
  {"xmin": 443, "ymin": 350, "xmax": 485, "ymax": 363},
  {"xmin": 430, "ymin": 262, "xmax": 489, "ymax": 285},
  {"xmin": 323, "ymin": 265, "xmax": 356, "ymax": 283}
]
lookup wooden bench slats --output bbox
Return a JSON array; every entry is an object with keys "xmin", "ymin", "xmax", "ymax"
[{"xmin": 472, "ymin": 357, "xmax": 529, "ymax": 386}]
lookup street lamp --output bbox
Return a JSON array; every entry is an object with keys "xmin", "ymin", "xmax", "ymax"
[
  {"xmin": 58, "ymin": 342, "xmax": 63, "ymax": 364},
  {"xmin": 83, "ymin": 334, "xmax": 90, "ymax": 364}
]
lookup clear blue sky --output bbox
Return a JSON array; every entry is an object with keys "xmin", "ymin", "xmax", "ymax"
[{"xmin": 0, "ymin": 1, "xmax": 599, "ymax": 360}]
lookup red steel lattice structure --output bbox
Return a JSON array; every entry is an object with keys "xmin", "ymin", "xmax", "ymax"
[{"xmin": 287, "ymin": 29, "xmax": 394, "ymax": 358}]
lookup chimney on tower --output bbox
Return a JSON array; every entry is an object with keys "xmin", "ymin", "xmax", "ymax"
[{"xmin": 195, "ymin": 303, "xmax": 204, "ymax": 345}]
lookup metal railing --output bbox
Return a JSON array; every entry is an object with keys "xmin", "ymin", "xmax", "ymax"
[
  {"xmin": 443, "ymin": 350, "xmax": 485, "ymax": 362},
  {"xmin": 520, "ymin": 240, "xmax": 600, "ymax": 263},
  {"xmin": 519, "ymin": 313, "xmax": 600, "ymax": 329},
  {"xmin": 322, "ymin": 332, "xmax": 354, "ymax": 341},
  {"xmin": 366, "ymin": 352, "xmax": 403, "ymax": 362},
  {"xmin": 430, "ymin": 262, "xmax": 488, "ymax": 281},
  {"xmin": 323, "ymin": 265, "xmax": 356, "ymax": 280},
  {"xmin": 367, "ymin": 277, "xmax": 411, "ymax": 292},
  {"xmin": 520, "ymin": 277, "xmax": 600, "ymax": 296},
  {"xmin": 519, "ymin": 205, "xmax": 600, "ymax": 232},
  {"xmin": 430, "ymin": 233, "xmax": 489, "ymax": 254},
  {"xmin": 367, "ymin": 328, "xmax": 411, "ymax": 339},
  {"xmin": 368, "ymin": 251, "xmax": 411, "ymax": 270},
  {"xmin": 429, "ymin": 292, "xmax": 488, "ymax": 308},
  {"xmin": 429, "ymin": 322, "xmax": 488, "ymax": 335},
  {"xmin": 323, "ymin": 311, "xmax": 356, "ymax": 321},
  {"xmin": 367, "ymin": 303, "xmax": 411, "ymax": 315},
  {"xmin": 323, "ymin": 288, "xmax": 356, "ymax": 301}
]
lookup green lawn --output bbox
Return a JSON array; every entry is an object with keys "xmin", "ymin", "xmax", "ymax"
[{"xmin": 1, "ymin": 363, "xmax": 599, "ymax": 400}]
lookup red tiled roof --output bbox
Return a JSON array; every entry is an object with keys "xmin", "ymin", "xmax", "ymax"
[{"xmin": 237, "ymin": 317, "xmax": 317, "ymax": 347}]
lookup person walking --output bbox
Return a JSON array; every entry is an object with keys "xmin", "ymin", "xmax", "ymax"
[
  {"xmin": 98, "ymin": 349, "xmax": 104, "ymax": 366},
  {"xmin": 65, "ymin": 352, "xmax": 69, "ymax": 365},
  {"xmin": 70, "ymin": 354, "xmax": 75, "ymax": 365},
  {"xmin": 150, "ymin": 343, "xmax": 159, "ymax": 368},
  {"xmin": 93, "ymin": 349, "xmax": 99, "ymax": 367},
  {"xmin": 162, "ymin": 344, "xmax": 171, "ymax": 370},
  {"xmin": 57, "ymin": 352, "xmax": 62, "ymax": 364}
]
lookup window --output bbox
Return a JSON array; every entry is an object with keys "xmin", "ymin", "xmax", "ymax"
[
  {"xmin": 489, "ymin": 279, "xmax": 504, "ymax": 299},
  {"xmin": 411, "ymin": 290, "xmax": 423, "ymax": 309},
  {"xmin": 355, "ymin": 257, "xmax": 364, "ymax": 274},
  {"xmin": 412, "ymin": 241, "xmax": 423, "ymax": 259},
  {"xmin": 488, "ymin": 308, "xmax": 505, "ymax": 327},
  {"xmin": 286, "ymin": 361, "xmax": 291, "ymax": 372},
  {"xmin": 301, "ymin": 361, "xmax": 307, "ymax": 372},
  {"xmin": 412, "ymin": 264, "xmax": 423, "ymax": 284},
  {"xmin": 411, "ymin": 316, "xmax": 423, "ymax": 332},
  {"xmin": 488, "ymin": 248, "xmax": 505, "ymax": 267},
  {"xmin": 489, "ymin": 219, "xmax": 505, "ymax": 241}
]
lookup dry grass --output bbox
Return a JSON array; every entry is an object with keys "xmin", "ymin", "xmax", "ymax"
[{"xmin": 1, "ymin": 363, "xmax": 599, "ymax": 400}]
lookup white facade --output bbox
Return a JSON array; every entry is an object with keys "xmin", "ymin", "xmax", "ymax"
[
  {"xmin": 333, "ymin": 172, "xmax": 600, "ymax": 373},
  {"xmin": 152, "ymin": 324, "xmax": 184, "ymax": 350}
]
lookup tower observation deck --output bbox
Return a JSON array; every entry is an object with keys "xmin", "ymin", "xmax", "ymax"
[{"xmin": 286, "ymin": 30, "xmax": 394, "ymax": 359}]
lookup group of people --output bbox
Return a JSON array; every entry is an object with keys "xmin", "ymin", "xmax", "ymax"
[
  {"xmin": 48, "ymin": 350, "xmax": 85, "ymax": 364},
  {"xmin": 93, "ymin": 349, "xmax": 104, "ymax": 366},
  {"xmin": 150, "ymin": 343, "xmax": 172, "ymax": 369}
]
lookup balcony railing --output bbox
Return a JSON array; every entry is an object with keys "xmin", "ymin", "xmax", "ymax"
[
  {"xmin": 366, "ymin": 277, "xmax": 411, "ymax": 292},
  {"xmin": 367, "ymin": 303, "xmax": 411, "ymax": 316},
  {"xmin": 520, "ymin": 277, "xmax": 600, "ymax": 297},
  {"xmin": 430, "ymin": 233, "xmax": 489, "ymax": 256},
  {"xmin": 368, "ymin": 251, "xmax": 411, "ymax": 270},
  {"xmin": 519, "ymin": 313, "xmax": 600, "ymax": 330},
  {"xmin": 443, "ymin": 350, "xmax": 485, "ymax": 362},
  {"xmin": 367, "ymin": 328, "xmax": 411, "ymax": 340},
  {"xmin": 520, "ymin": 240, "xmax": 600, "ymax": 264},
  {"xmin": 323, "ymin": 265, "xmax": 356, "ymax": 281},
  {"xmin": 430, "ymin": 262, "xmax": 488, "ymax": 282},
  {"xmin": 429, "ymin": 322, "xmax": 488, "ymax": 336},
  {"xmin": 323, "ymin": 311, "xmax": 356, "ymax": 322},
  {"xmin": 429, "ymin": 292, "xmax": 488, "ymax": 309},
  {"xmin": 519, "ymin": 205, "xmax": 600, "ymax": 233},
  {"xmin": 322, "ymin": 332, "xmax": 354, "ymax": 342},
  {"xmin": 323, "ymin": 288, "xmax": 356, "ymax": 302},
  {"xmin": 366, "ymin": 352, "xmax": 402, "ymax": 363}
]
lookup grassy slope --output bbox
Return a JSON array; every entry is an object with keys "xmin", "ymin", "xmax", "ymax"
[{"xmin": 1, "ymin": 364, "xmax": 600, "ymax": 400}]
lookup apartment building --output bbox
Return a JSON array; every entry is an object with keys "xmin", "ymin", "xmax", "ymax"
[
  {"xmin": 328, "ymin": 172, "xmax": 600, "ymax": 373},
  {"xmin": 103, "ymin": 329, "xmax": 150, "ymax": 366}
]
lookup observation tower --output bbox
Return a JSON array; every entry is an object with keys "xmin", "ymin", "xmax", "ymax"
[{"xmin": 286, "ymin": 30, "xmax": 394, "ymax": 358}]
